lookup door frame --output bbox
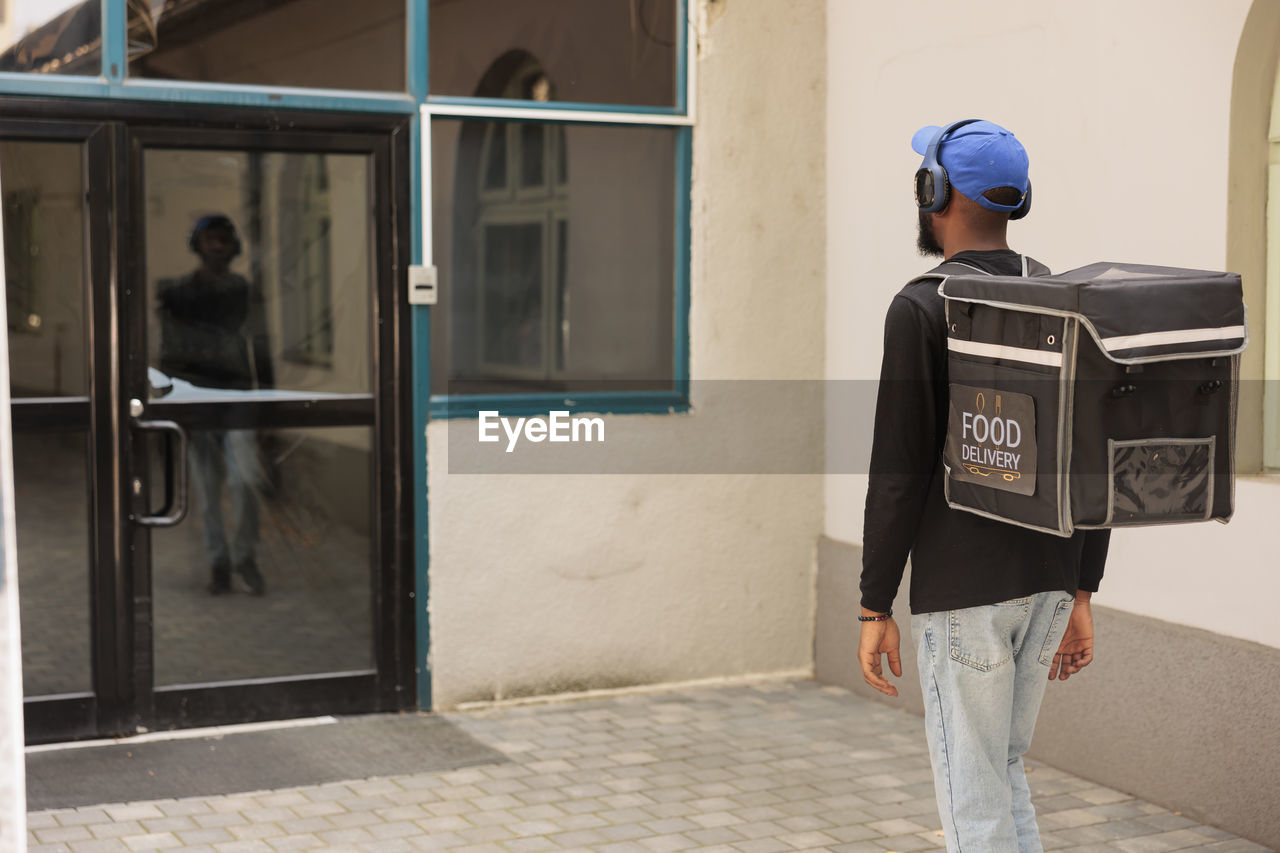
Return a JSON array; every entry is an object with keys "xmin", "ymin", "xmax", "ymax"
[
  {"xmin": 4, "ymin": 117, "xmax": 114, "ymax": 741},
  {"xmin": 3, "ymin": 97, "xmax": 416, "ymax": 743}
]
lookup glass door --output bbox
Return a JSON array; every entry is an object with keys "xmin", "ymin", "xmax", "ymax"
[
  {"xmin": 4, "ymin": 121, "xmax": 118, "ymax": 742},
  {"xmin": 6, "ymin": 111, "xmax": 414, "ymax": 743},
  {"xmin": 124, "ymin": 125, "xmax": 414, "ymax": 732}
]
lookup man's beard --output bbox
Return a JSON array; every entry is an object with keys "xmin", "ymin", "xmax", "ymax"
[{"xmin": 916, "ymin": 210, "xmax": 943, "ymax": 258}]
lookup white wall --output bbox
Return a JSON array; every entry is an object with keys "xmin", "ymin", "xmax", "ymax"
[
  {"xmin": 426, "ymin": 0, "xmax": 827, "ymax": 708},
  {"xmin": 826, "ymin": 0, "xmax": 1280, "ymax": 650}
]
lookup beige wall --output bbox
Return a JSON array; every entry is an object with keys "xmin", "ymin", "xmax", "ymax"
[
  {"xmin": 426, "ymin": 0, "xmax": 827, "ymax": 708},
  {"xmin": 825, "ymin": 0, "xmax": 1280, "ymax": 650}
]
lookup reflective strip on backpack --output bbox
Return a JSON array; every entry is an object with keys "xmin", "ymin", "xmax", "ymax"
[
  {"xmin": 947, "ymin": 337, "xmax": 1063, "ymax": 367},
  {"xmin": 1099, "ymin": 325, "xmax": 1247, "ymax": 353}
]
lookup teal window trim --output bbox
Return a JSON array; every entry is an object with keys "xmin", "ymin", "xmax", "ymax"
[
  {"xmin": 102, "ymin": 0, "xmax": 125, "ymax": 82},
  {"xmin": 675, "ymin": 0, "xmax": 688, "ymax": 115},
  {"xmin": 112, "ymin": 79, "xmax": 417, "ymax": 112},
  {"xmin": 407, "ymin": 0, "xmax": 430, "ymax": 713},
  {"xmin": 0, "ymin": 74, "xmax": 419, "ymax": 113},
  {"xmin": 407, "ymin": 0, "xmax": 428, "ymax": 101},
  {"xmin": 0, "ymin": 76, "xmax": 107, "ymax": 99},
  {"xmin": 427, "ymin": 95, "xmax": 690, "ymax": 121},
  {"xmin": 429, "ymin": 391, "xmax": 690, "ymax": 421},
  {"xmin": 408, "ymin": 111, "xmax": 432, "ymax": 711},
  {"xmin": 674, "ymin": 124, "xmax": 691, "ymax": 401}
]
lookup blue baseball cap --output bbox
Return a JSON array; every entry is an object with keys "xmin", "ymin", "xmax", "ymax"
[{"xmin": 911, "ymin": 120, "xmax": 1029, "ymax": 212}]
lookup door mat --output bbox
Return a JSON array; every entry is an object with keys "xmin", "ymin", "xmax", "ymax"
[{"xmin": 26, "ymin": 713, "xmax": 508, "ymax": 811}]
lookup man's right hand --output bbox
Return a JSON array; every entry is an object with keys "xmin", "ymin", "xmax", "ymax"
[
  {"xmin": 1050, "ymin": 594, "xmax": 1095, "ymax": 681},
  {"xmin": 858, "ymin": 610, "xmax": 903, "ymax": 697}
]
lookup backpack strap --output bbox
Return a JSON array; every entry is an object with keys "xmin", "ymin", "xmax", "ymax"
[
  {"xmin": 912, "ymin": 255, "xmax": 1051, "ymax": 326},
  {"xmin": 906, "ymin": 260, "xmax": 989, "ymax": 288},
  {"xmin": 1023, "ymin": 255, "xmax": 1051, "ymax": 277},
  {"xmin": 909, "ymin": 254, "xmax": 1052, "ymax": 287}
]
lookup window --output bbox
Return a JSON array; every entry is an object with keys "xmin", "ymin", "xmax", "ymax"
[
  {"xmin": 0, "ymin": 0, "xmax": 100, "ymax": 76},
  {"xmin": 429, "ymin": 0, "xmax": 679, "ymax": 107},
  {"xmin": 433, "ymin": 117, "xmax": 677, "ymax": 395},
  {"xmin": 426, "ymin": 1, "xmax": 690, "ymax": 407},
  {"xmin": 2, "ymin": 0, "xmax": 408, "ymax": 89},
  {"xmin": 127, "ymin": 0, "xmax": 406, "ymax": 91}
]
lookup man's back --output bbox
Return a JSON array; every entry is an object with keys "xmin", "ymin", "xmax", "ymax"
[
  {"xmin": 157, "ymin": 272, "xmax": 256, "ymax": 390},
  {"xmin": 860, "ymin": 248, "xmax": 1110, "ymax": 615}
]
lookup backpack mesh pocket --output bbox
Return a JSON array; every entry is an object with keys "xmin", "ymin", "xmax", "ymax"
[{"xmin": 1106, "ymin": 437, "xmax": 1215, "ymax": 525}]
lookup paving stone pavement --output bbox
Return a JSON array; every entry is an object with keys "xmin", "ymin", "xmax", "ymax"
[{"xmin": 25, "ymin": 679, "xmax": 1272, "ymax": 852}]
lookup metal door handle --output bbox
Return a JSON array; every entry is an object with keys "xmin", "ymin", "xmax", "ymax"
[{"xmin": 134, "ymin": 418, "xmax": 189, "ymax": 527}]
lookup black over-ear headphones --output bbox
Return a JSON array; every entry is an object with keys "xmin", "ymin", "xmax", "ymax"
[
  {"xmin": 914, "ymin": 119, "xmax": 1032, "ymax": 221},
  {"xmin": 188, "ymin": 214, "xmax": 243, "ymax": 257}
]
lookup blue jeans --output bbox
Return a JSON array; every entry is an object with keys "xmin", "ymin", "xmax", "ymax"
[
  {"xmin": 189, "ymin": 430, "xmax": 263, "ymax": 571},
  {"xmin": 912, "ymin": 590, "xmax": 1076, "ymax": 852}
]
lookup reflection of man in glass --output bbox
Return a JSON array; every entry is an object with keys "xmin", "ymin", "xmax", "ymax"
[{"xmin": 157, "ymin": 215, "xmax": 273, "ymax": 595}]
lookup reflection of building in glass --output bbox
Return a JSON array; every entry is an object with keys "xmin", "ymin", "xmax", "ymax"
[
  {"xmin": 0, "ymin": 0, "xmax": 107, "ymax": 75},
  {"xmin": 467, "ymin": 55, "xmax": 570, "ymax": 380},
  {"xmin": 1, "ymin": 140, "xmax": 86, "ymax": 398},
  {"xmin": 282, "ymin": 155, "xmax": 335, "ymax": 366}
]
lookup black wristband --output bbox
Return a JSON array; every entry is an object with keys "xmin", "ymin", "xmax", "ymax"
[{"xmin": 858, "ymin": 610, "xmax": 892, "ymax": 622}]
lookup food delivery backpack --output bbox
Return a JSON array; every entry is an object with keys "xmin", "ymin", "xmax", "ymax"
[{"xmin": 916, "ymin": 257, "xmax": 1246, "ymax": 537}]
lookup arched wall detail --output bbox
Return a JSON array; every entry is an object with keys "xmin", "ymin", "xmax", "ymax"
[{"xmin": 1226, "ymin": 0, "xmax": 1280, "ymax": 473}]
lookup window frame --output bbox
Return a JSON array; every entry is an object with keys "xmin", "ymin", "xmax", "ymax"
[
  {"xmin": 0, "ymin": 0, "xmax": 421, "ymax": 109},
  {"xmin": 423, "ymin": 4, "xmax": 695, "ymax": 417}
]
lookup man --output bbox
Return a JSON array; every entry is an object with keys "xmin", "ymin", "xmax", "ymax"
[
  {"xmin": 157, "ymin": 214, "xmax": 273, "ymax": 596},
  {"xmin": 858, "ymin": 120, "xmax": 1110, "ymax": 852}
]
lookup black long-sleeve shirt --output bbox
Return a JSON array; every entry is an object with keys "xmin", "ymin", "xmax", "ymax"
[
  {"xmin": 157, "ymin": 271, "xmax": 274, "ymax": 391},
  {"xmin": 860, "ymin": 249, "xmax": 1109, "ymax": 615}
]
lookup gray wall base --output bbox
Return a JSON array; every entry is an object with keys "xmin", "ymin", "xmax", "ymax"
[{"xmin": 815, "ymin": 535, "xmax": 1280, "ymax": 849}]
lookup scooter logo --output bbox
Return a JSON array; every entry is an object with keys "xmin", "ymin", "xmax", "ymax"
[{"xmin": 945, "ymin": 384, "xmax": 1037, "ymax": 496}]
